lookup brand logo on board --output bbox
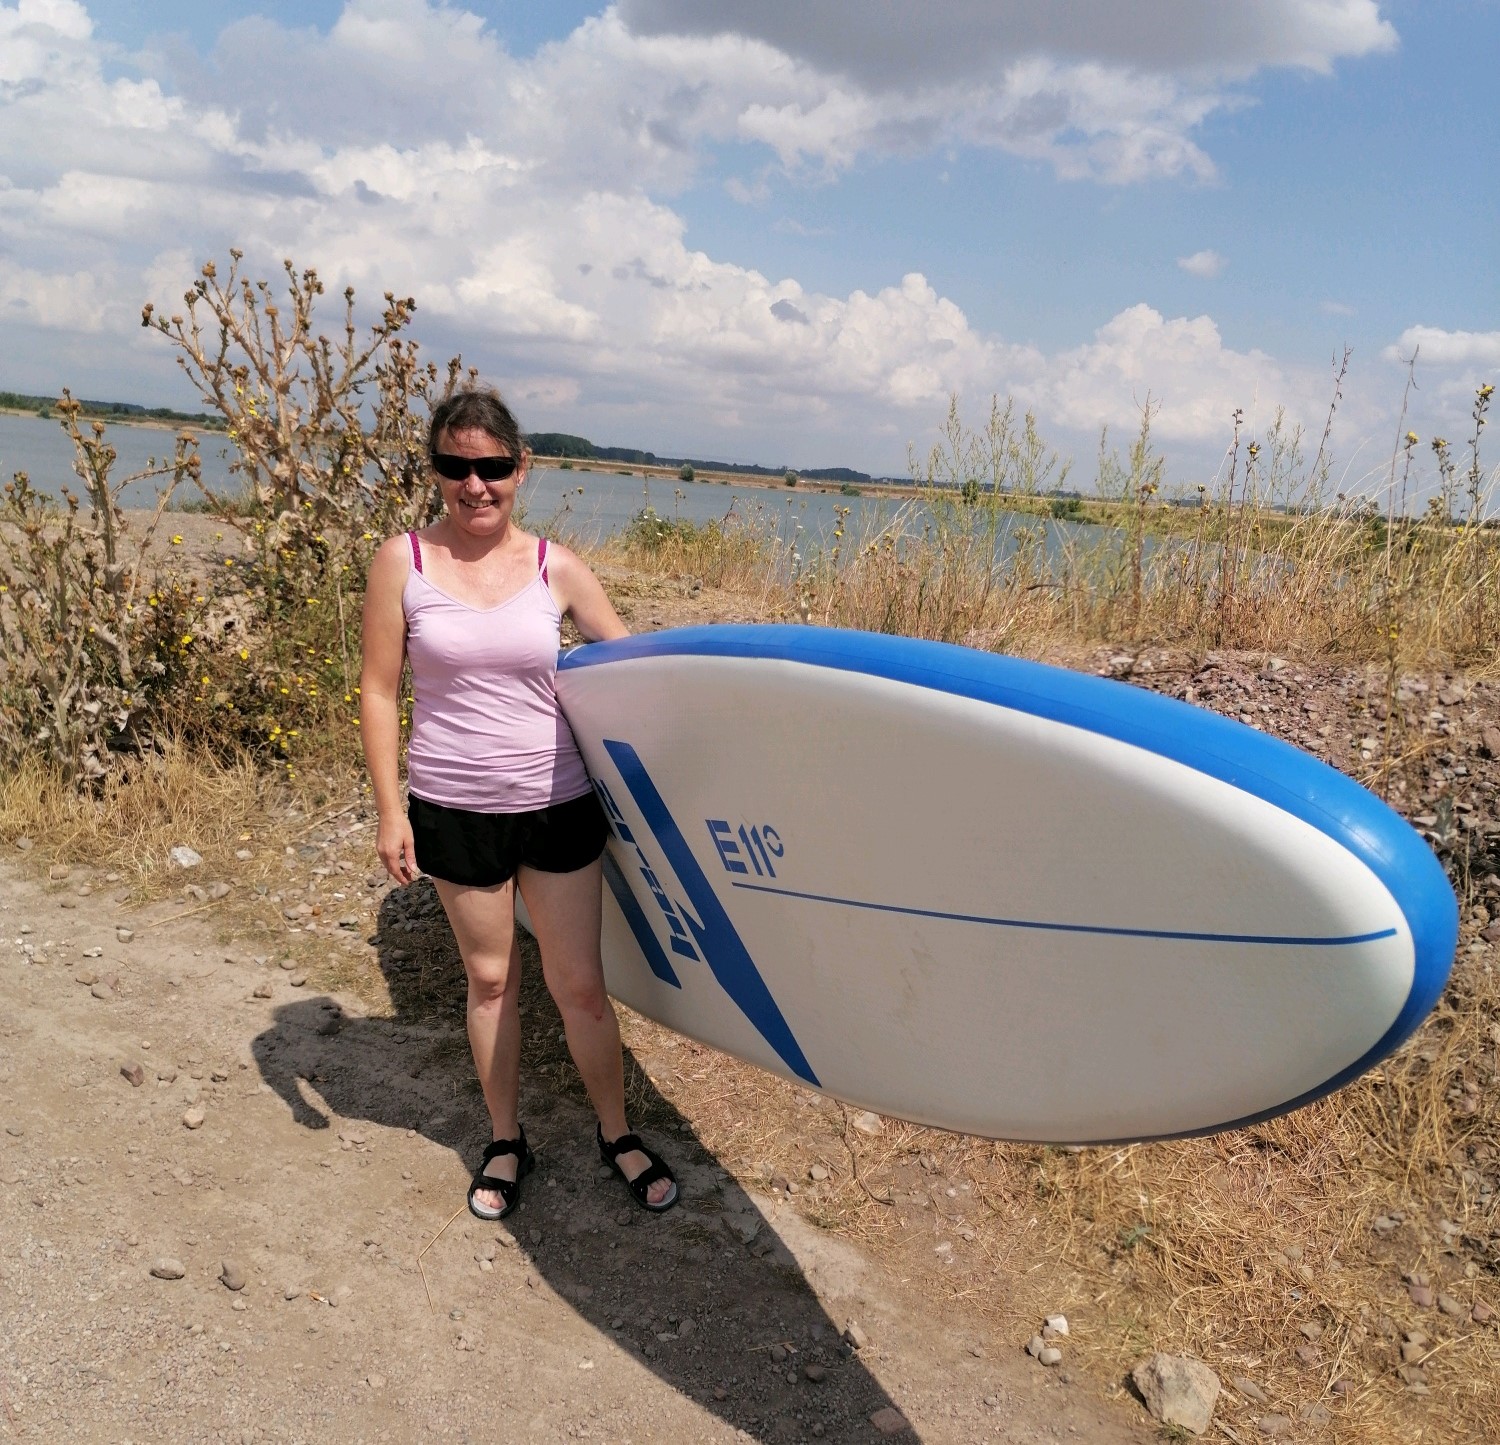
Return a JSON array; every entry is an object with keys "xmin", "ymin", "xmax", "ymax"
[{"xmin": 593, "ymin": 739, "xmax": 819, "ymax": 1087}]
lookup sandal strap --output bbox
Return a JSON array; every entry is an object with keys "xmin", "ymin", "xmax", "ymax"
[
  {"xmin": 597, "ymin": 1128, "xmax": 645, "ymax": 1163},
  {"xmin": 480, "ymin": 1131, "xmax": 528, "ymax": 1166},
  {"xmin": 469, "ymin": 1170, "xmax": 519, "ymax": 1208},
  {"xmin": 622, "ymin": 1158, "xmax": 673, "ymax": 1199}
]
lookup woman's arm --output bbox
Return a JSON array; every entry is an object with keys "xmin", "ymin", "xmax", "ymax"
[
  {"xmin": 360, "ymin": 535, "xmax": 417, "ymax": 882},
  {"xmin": 547, "ymin": 542, "xmax": 629, "ymax": 642}
]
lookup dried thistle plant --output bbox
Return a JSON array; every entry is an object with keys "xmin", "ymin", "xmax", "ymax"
[
  {"xmin": 0, "ymin": 393, "xmax": 200, "ymax": 782},
  {"xmin": 143, "ymin": 251, "xmax": 455, "ymax": 622}
]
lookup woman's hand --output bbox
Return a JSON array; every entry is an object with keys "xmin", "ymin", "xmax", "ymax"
[{"xmin": 376, "ymin": 812, "xmax": 418, "ymax": 884}]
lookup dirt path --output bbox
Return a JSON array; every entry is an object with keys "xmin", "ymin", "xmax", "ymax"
[{"xmin": 0, "ymin": 857, "xmax": 1153, "ymax": 1444}]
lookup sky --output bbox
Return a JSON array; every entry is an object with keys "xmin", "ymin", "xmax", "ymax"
[{"xmin": 0, "ymin": 0, "xmax": 1494, "ymax": 493}]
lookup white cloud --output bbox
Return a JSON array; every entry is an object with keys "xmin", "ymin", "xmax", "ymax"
[
  {"xmin": 0, "ymin": 0, "xmax": 1428, "ymax": 478},
  {"xmin": 1178, "ymin": 249, "xmax": 1226, "ymax": 278},
  {"xmin": 619, "ymin": 1, "xmax": 1396, "ymax": 85},
  {"xmin": 1383, "ymin": 326, "xmax": 1500, "ymax": 369},
  {"xmin": 1015, "ymin": 305, "xmax": 1297, "ymax": 445}
]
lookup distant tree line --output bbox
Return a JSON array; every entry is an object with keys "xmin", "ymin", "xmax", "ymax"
[
  {"xmin": 0, "ymin": 390, "xmax": 224, "ymax": 429},
  {"xmin": 525, "ymin": 430, "xmax": 872, "ymax": 484}
]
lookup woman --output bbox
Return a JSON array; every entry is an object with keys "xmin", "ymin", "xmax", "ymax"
[{"xmin": 360, "ymin": 384, "xmax": 677, "ymax": 1220}]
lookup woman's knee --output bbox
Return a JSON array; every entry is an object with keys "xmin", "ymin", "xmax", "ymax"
[
  {"xmin": 463, "ymin": 951, "xmax": 517, "ymax": 1008},
  {"xmin": 546, "ymin": 966, "xmax": 610, "ymax": 1021}
]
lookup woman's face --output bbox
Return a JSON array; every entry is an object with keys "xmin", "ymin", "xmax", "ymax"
[{"xmin": 433, "ymin": 426, "xmax": 525, "ymax": 536}]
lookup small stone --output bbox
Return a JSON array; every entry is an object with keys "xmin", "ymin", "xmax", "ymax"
[
  {"xmin": 91, "ymin": 981, "xmax": 115, "ymax": 1001},
  {"xmin": 157, "ymin": 1066, "xmax": 178, "ymax": 1083},
  {"xmin": 15, "ymin": 836, "xmax": 33, "ymax": 851},
  {"xmin": 1039, "ymin": 1347, "xmax": 1062, "ymax": 1366},
  {"xmin": 75, "ymin": 968, "xmax": 99, "ymax": 986},
  {"xmin": 869, "ymin": 1407, "xmax": 911, "ymax": 1436},
  {"xmin": 1437, "ymin": 1293, "xmax": 1465, "ymax": 1318},
  {"xmin": 1298, "ymin": 1320, "xmax": 1323, "ymax": 1342},
  {"xmin": 48, "ymin": 864, "xmax": 72, "ymax": 881},
  {"xmin": 1400, "ymin": 1341, "xmax": 1426, "ymax": 1364},
  {"xmin": 120, "ymin": 1062, "xmax": 145, "ymax": 1087},
  {"xmin": 1294, "ymin": 1343, "xmax": 1320, "ymax": 1366},
  {"xmin": 252, "ymin": 982, "xmax": 273, "ymax": 999},
  {"xmin": 843, "ymin": 1320, "xmax": 869, "ymax": 1350},
  {"xmin": 804, "ymin": 1363, "xmax": 826, "ymax": 1382},
  {"xmin": 1299, "ymin": 1404, "xmax": 1332, "ymax": 1427},
  {"xmin": 366, "ymin": 1373, "xmax": 386, "ymax": 1389},
  {"xmin": 220, "ymin": 1259, "xmax": 246, "ymax": 1291},
  {"xmin": 278, "ymin": 958, "xmax": 297, "ymax": 971},
  {"xmin": 289, "ymin": 973, "xmax": 307, "ymax": 988},
  {"xmin": 1330, "ymin": 1378, "xmax": 1353, "ymax": 1396},
  {"xmin": 1408, "ymin": 1282, "xmax": 1435, "ymax": 1308},
  {"xmin": 150, "ymin": 1258, "xmax": 186, "ymax": 1280},
  {"xmin": 283, "ymin": 1286, "xmax": 303, "ymax": 1300},
  {"xmin": 850, "ymin": 1111, "xmax": 882, "ymax": 1135},
  {"xmin": 1472, "ymin": 1299, "xmax": 1493, "ymax": 1324},
  {"xmin": 235, "ymin": 849, "xmax": 253, "ymax": 861},
  {"xmin": 1233, "ymin": 1377, "xmax": 1269, "ymax": 1406},
  {"xmin": 1255, "ymin": 1415, "xmax": 1292, "ymax": 1438},
  {"xmin": 168, "ymin": 845, "xmax": 203, "ymax": 869},
  {"xmin": 1044, "ymin": 1314, "xmax": 1069, "ymax": 1336},
  {"xmin": 182, "ymin": 1107, "xmax": 206, "ymax": 1130},
  {"xmin": 116, "ymin": 928, "xmax": 134, "ymax": 943},
  {"xmin": 1131, "ymin": 1353, "xmax": 1220, "ymax": 1435},
  {"xmin": 1026, "ymin": 1335, "xmax": 1045, "ymax": 1359},
  {"xmin": 769, "ymin": 1344, "xmax": 788, "ymax": 1364}
]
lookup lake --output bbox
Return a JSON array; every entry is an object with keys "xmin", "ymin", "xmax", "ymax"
[{"xmin": 0, "ymin": 408, "xmax": 1110, "ymax": 561}]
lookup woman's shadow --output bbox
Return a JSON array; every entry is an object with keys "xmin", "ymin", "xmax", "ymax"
[{"xmin": 251, "ymin": 875, "xmax": 911, "ymax": 1443}]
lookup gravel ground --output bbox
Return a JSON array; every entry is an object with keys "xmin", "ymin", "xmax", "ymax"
[{"xmin": 0, "ymin": 852, "xmax": 1155, "ymax": 1444}]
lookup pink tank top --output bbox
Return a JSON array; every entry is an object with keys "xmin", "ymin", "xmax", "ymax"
[{"xmin": 402, "ymin": 533, "xmax": 592, "ymax": 812}]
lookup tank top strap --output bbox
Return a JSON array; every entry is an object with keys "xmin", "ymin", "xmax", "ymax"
[
  {"xmin": 537, "ymin": 536, "xmax": 548, "ymax": 585},
  {"xmin": 408, "ymin": 531, "xmax": 423, "ymax": 574}
]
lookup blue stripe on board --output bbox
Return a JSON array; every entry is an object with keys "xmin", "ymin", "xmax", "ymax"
[
  {"xmin": 564, "ymin": 625, "xmax": 1459, "ymax": 1133},
  {"xmin": 602, "ymin": 851, "xmax": 682, "ymax": 990},
  {"xmin": 730, "ymin": 880, "xmax": 1400, "ymax": 948},
  {"xmin": 602, "ymin": 738, "xmax": 820, "ymax": 1087}
]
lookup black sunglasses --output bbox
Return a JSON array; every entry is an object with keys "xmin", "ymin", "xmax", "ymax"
[{"xmin": 432, "ymin": 453, "xmax": 519, "ymax": 482}]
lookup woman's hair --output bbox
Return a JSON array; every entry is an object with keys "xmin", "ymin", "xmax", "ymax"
[{"xmin": 427, "ymin": 384, "xmax": 524, "ymax": 460}]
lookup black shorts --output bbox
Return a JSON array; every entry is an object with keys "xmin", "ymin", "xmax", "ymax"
[{"xmin": 407, "ymin": 790, "xmax": 610, "ymax": 888}]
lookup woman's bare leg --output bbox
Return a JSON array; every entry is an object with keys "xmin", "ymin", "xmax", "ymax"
[
  {"xmin": 518, "ymin": 858, "xmax": 673, "ymax": 1206},
  {"xmin": 431, "ymin": 877, "xmax": 524, "ymax": 1213}
]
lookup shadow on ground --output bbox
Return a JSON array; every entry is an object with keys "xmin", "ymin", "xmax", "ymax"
[{"xmin": 251, "ymin": 878, "xmax": 908, "ymax": 1443}]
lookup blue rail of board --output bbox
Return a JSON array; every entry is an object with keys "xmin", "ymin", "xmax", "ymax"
[{"xmin": 562, "ymin": 624, "xmax": 1459, "ymax": 1135}]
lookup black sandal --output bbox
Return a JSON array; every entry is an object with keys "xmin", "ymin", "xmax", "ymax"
[
  {"xmin": 467, "ymin": 1128, "xmax": 536, "ymax": 1221},
  {"xmin": 597, "ymin": 1123, "xmax": 679, "ymax": 1213}
]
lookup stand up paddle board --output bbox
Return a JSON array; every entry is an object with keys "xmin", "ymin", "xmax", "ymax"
[{"xmin": 539, "ymin": 624, "xmax": 1455, "ymax": 1144}]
